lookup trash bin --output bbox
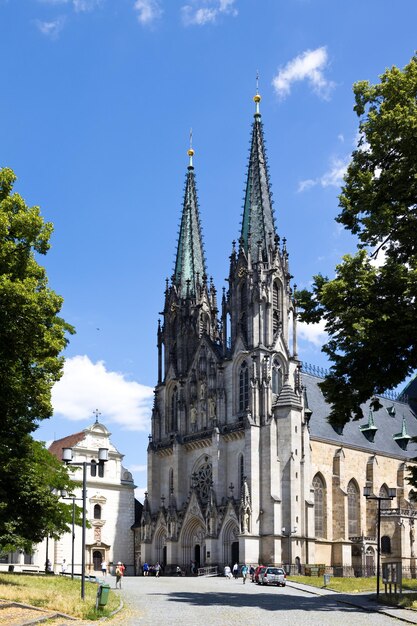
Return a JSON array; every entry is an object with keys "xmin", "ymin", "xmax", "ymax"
[
  {"xmin": 97, "ymin": 583, "xmax": 110, "ymax": 608},
  {"xmin": 323, "ymin": 574, "xmax": 330, "ymax": 586},
  {"xmin": 8, "ymin": 565, "xmax": 14, "ymax": 573}
]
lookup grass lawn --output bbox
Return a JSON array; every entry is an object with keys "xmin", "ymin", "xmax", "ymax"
[
  {"xmin": 289, "ymin": 574, "xmax": 417, "ymax": 609},
  {"xmin": 0, "ymin": 573, "xmax": 120, "ymax": 620}
]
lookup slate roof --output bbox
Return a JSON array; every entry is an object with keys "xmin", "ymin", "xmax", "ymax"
[{"xmin": 303, "ymin": 373, "xmax": 417, "ymax": 460}]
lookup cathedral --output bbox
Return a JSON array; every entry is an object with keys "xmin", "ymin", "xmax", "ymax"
[{"xmin": 138, "ymin": 92, "xmax": 417, "ymax": 576}]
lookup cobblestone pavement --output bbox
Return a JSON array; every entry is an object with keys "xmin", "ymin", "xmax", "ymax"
[{"xmin": 116, "ymin": 576, "xmax": 415, "ymax": 626}]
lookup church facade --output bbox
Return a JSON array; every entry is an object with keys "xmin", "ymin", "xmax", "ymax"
[{"xmin": 138, "ymin": 93, "xmax": 417, "ymax": 575}]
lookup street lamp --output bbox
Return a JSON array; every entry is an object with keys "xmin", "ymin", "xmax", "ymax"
[
  {"xmin": 62, "ymin": 447, "xmax": 109, "ymax": 599},
  {"xmin": 281, "ymin": 526, "xmax": 297, "ymax": 573},
  {"xmin": 363, "ymin": 485, "xmax": 396, "ymax": 599},
  {"xmin": 60, "ymin": 490, "xmax": 83, "ymax": 580}
]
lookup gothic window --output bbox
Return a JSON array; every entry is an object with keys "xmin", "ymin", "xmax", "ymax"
[
  {"xmin": 381, "ymin": 536, "xmax": 391, "ymax": 554},
  {"xmin": 169, "ymin": 468, "xmax": 174, "ymax": 494},
  {"xmin": 94, "ymin": 504, "xmax": 101, "ymax": 520},
  {"xmin": 272, "ymin": 359, "xmax": 283, "ymax": 395},
  {"xmin": 90, "ymin": 460, "xmax": 97, "ymax": 477},
  {"xmin": 98, "ymin": 461, "xmax": 104, "ymax": 478},
  {"xmin": 238, "ymin": 454, "xmax": 244, "ymax": 496},
  {"xmin": 379, "ymin": 485, "xmax": 391, "ymax": 509},
  {"xmin": 171, "ymin": 386, "xmax": 178, "ymax": 432},
  {"xmin": 240, "ymin": 283, "xmax": 248, "ymax": 342},
  {"xmin": 194, "ymin": 461, "xmax": 212, "ymax": 504},
  {"xmin": 348, "ymin": 480, "xmax": 360, "ymax": 536},
  {"xmin": 272, "ymin": 281, "xmax": 281, "ymax": 335},
  {"xmin": 239, "ymin": 361, "xmax": 249, "ymax": 413},
  {"xmin": 313, "ymin": 474, "xmax": 326, "ymax": 538}
]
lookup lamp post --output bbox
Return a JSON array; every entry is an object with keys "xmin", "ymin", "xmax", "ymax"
[
  {"xmin": 363, "ymin": 485, "xmax": 396, "ymax": 599},
  {"xmin": 62, "ymin": 447, "xmax": 109, "ymax": 599},
  {"xmin": 281, "ymin": 526, "xmax": 297, "ymax": 574},
  {"xmin": 60, "ymin": 491, "xmax": 83, "ymax": 580}
]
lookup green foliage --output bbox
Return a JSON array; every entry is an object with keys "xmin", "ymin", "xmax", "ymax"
[
  {"xmin": 0, "ymin": 167, "xmax": 76, "ymax": 550},
  {"xmin": 297, "ymin": 54, "xmax": 417, "ymax": 426}
]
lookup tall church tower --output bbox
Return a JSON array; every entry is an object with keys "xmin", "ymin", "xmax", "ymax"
[{"xmin": 141, "ymin": 93, "xmax": 313, "ymax": 570}]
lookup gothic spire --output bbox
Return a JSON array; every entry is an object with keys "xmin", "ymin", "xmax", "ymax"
[
  {"xmin": 173, "ymin": 143, "xmax": 207, "ymax": 298},
  {"xmin": 240, "ymin": 90, "xmax": 276, "ymax": 261}
]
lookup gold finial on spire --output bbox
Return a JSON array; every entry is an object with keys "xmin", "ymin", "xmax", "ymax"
[
  {"xmin": 253, "ymin": 70, "xmax": 261, "ymax": 113},
  {"xmin": 187, "ymin": 128, "xmax": 194, "ymax": 166}
]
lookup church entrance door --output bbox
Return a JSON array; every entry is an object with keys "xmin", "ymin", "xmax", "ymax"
[
  {"xmin": 231, "ymin": 541, "xmax": 239, "ymax": 565},
  {"xmin": 93, "ymin": 551, "xmax": 103, "ymax": 571},
  {"xmin": 194, "ymin": 544, "xmax": 200, "ymax": 568}
]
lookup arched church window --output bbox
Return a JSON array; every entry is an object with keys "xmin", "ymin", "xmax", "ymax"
[
  {"xmin": 313, "ymin": 474, "xmax": 326, "ymax": 538},
  {"xmin": 239, "ymin": 361, "xmax": 249, "ymax": 413},
  {"xmin": 94, "ymin": 504, "xmax": 101, "ymax": 520},
  {"xmin": 238, "ymin": 454, "xmax": 244, "ymax": 496},
  {"xmin": 240, "ymin": 283, "xmax": 248, "ymax": 342},
  {"xmin": 194, "ymin": 461, "xmax": 212, "ymax": 504},
  {"xmin": 379, "ymin": 485, "xmax": 392, "ymax": 509},
  {"xmin": 169, "ymin": 468, "xmax": 174, "ymax": 494},
  {"xmin": 90, "ymin": 460, "xmax": 97, "ymax": 477},
  {"xmin": 381, "ymin": 536, "xmax": 391, "ymax": 554},
  {"xmin": 98, "ymin": 461, "xmax": 104, "ymax": 478},
  {"xmin": 171, "ymin": 386, "xmax": 178, "ymax": 432},
  {"xmin": 347, "ymin": 480, "xmax": 360, "ymax": 536},
  {"xmin": 272, "ymin": 359, "xmax": 283, "ymax": 395},
  {"xmin": 272, "ymin": 281, "xmax": 281, "ymax": 335}
]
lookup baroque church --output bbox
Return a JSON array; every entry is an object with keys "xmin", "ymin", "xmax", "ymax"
[{"xmin": 137, "ymin": 92, "xmax": 417, "ymax": 576}]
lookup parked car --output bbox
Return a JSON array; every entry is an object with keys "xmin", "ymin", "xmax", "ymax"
[{"xmin": 260, "ymin": 566, "xmax": 286, "ymax": 587}]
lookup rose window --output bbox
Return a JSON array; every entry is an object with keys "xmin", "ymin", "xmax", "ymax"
[{"xmin": 195, "ymin": 462, "xmax": 212, "ymax": 503}]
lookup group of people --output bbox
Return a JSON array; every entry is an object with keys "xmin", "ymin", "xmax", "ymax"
[
  {"xmin": 224, "ymin": 563, "xmax": 255, "ymax": 583},
  {"xmin": 101, "ymin": 559, "xmax": 125, "ymax": 588},
  {"xmin": 142, "ymin": 561, "xmax": 161, "ymax": 576}
]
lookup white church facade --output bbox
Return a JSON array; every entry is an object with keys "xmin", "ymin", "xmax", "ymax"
[
  {"xmin": 137, "ymin": 93, "xmax": 417, "ymax": 576},
  {"xmin": 0, "ymin": 420, "xmax": 137, "ymax": 575}
]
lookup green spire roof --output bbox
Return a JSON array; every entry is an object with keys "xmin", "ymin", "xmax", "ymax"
[
  {"xmin": 173, "ymin": 154, "xmax": 207, "ymax": 298},
  {"xmin": 241, "ymin": 94, "xmax": 276, "ymax": 260}
]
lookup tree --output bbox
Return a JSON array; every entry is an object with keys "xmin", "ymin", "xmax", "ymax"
[
  {"xmin": 0, "ymin": 167, "xmax": 76, "ymax": 549},
  {"xmin": 297, "ymin": 54, "xmax": 417, "ymax": 427}
]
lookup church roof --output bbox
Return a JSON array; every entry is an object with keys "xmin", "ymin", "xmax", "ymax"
[
  {"xmin": 48, "ymin": 431, "xmax": 85, "ymax": 461},
  {"xmin": 173, "ymin": 148, "xmax": 207, "ymax": 298},
  {"xmin": 240, "ymin": 93, "xmax": 276, "ymax": 261},
  {"xmin": 303, "ymin": 373, "xmax": 417, "ymax": 459}
]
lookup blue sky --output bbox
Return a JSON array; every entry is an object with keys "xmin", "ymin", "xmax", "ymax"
[{"xmin": 2, "ymin": 0, "xmax": 417, "ymax": 499}]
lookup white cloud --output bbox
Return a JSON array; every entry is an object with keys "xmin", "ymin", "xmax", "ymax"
[
  {"xmin": 298, "ymin": 156, "xmax": 349, "ymax": 193},
  {"xmin": 272, "ymin": 46, "xmax": 335, "ymax": 100},
  {"xmin": 38, "ymin": 0, "xmax": 101, "ymax": 8},
  {"xmin": 320, "ymin": 157, "xmax": 348, "ymax": 188},
  {"xmin": 298, "ymin": 319, "xmax": 328, "ymax": 347},
  {"xmin": 51, "ymin": 355, "xmax": 153, "ymax": 431},
  {"xmin": 73, "ymin": 0, "xmax": 102, "ymax": 11},
  {"xmin": 129, "ymin": 464, "xmax": 147, "ymax": 472},
  {"xmin": 182, "ymin": 0, "xmax": 237, "ymax": 26},
  {"xmin": 297, "ymin": 178, "xmax": 317, "ymax": 193},
  {"xmin": 134, "ymin": 0, "xmax": 163, "ymax": 25},
  {"xmin": 36, "ymin": 16, "xmax": 66, "ymax": 37}
]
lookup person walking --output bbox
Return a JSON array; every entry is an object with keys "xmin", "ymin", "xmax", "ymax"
[
  {"xmin": 101, "ymin": 559, "xmax": 107, "ymax": 577},
  {"xmin": 143, "ymin": 561, "xmax": 149, "ymax": 576},
  {"xmin": 232, "ymin": 562, "xmax": 239, "ymax": 580},
  {"xmin": 224, "ymin": 565, "xmax": 232, "ymax": 579},
  {"xmin": 60, "ymin": 559, "xmax": 67, "ymax": 576},
  {"xmin": 115, "ymin": 561, "xmax": 124, "ymax": 589},
  {"xmin": 241, "ymin": 564, "xmax": 248, "ymax": 583},
  {"xmin": 154, "ymin": 562, "xmax": 161, "ymax": 577}
]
